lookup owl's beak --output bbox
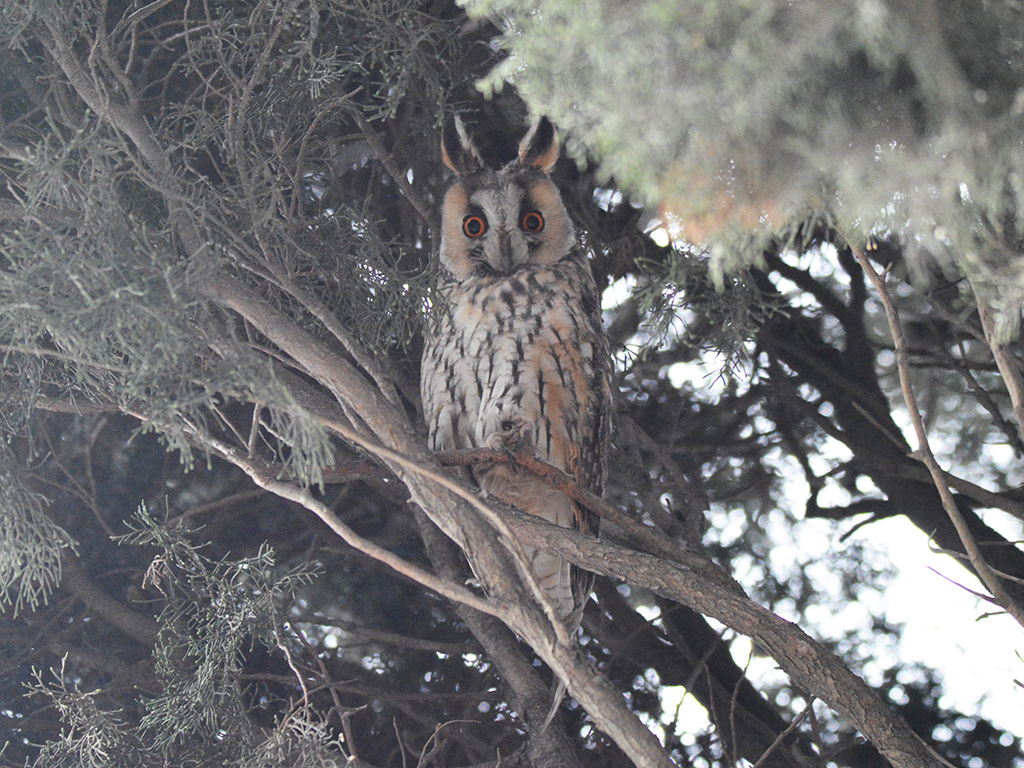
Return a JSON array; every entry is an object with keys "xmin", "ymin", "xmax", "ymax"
[
  {"xmin": 495, "ymin": 229, "xmax": 529, "ymax": 274},
  {"xmin": 496, "ymin": 231, "xmax": 514, "ymax": 274}
]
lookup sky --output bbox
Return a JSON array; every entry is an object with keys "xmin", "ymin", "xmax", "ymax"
[{"xmin": 866, "ymin": 515, "xmax": 1023, "ymax": 732}]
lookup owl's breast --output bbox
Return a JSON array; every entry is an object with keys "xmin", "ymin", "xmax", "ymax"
[{"xmin": 421, "ymin": 260, "xmax": 608, "ymax": 483}]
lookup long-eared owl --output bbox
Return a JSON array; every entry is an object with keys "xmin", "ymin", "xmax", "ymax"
[{"xmin": 420, "ymin": 116, "xmax": 612, "ymax": 629}]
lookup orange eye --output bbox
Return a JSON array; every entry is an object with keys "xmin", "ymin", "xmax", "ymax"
[
  {"xmin": 462, "ymin": 215, "xmax": 487, "ymax": 238},
  {"xmin": 521, "ymin": 210, "xmax": 544, "ymax": 233}
]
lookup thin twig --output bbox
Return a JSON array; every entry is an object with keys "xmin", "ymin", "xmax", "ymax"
[
  {"xmin": 951, "ymin": 337, "xmax": 1024, "ymax": 456},
  {"xmin": 262, "ymin": 260, "xmax": 402, "ymax": 408},
  {"xmin": 926, "ymin": 566, "xmax": 997, "ymax": 603},
  {"xmin": 749, "ymin": 699, "xmax": 812, "ymax": 768},
  {"xmin": 353, "ymin": 110, "xmax": 434, "ymax": 227},
  {"xmin": 852, "ymin": 246, "xmax": 1024, "ymax": 629},
  {"xmin": 293, "ymin": 614, "xmax": 472, "ymax": 656},
  {"xmin": 974, "ymin": 292, "xmax": 1024, "ymax": 449},
  {"xmin": 728, "ymin": 649, "xmax": 752, "ymax": 767},
  {"xmin": 164, "ymin": 415, "xmax": 507, "ymax": 621}
]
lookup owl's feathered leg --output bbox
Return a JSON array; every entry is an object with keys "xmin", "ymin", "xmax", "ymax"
[
  {"xmin": 482, "ymin": 418, "xmax": 536, "ymax": 454},
  {"xmin": 481, "ymin": 416, "xmax": 576, "ymax": 613}
]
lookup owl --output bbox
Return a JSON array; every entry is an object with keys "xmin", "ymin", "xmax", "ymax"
[{"xmin": 420, "ymin": 116, "xmax": 612, "ymax": 629}]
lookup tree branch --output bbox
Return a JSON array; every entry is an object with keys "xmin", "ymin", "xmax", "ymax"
[
  {"xmin": 852, "ymin": 246, "xmax": 1024, "ymax": 629},
  {"xmin": 974, "ymin": 291, "xmax": 1024, "ymax": 449},
  {"xmin": 415, "ymin": 511, "xmax": 584, "ymax": 768},
  {"xmin": 60, "ymin": 553, "xmax": 159, "ymax": 648},
  {"xmin": 175, "ymin": 268, "xmax": 674, "ymax": 765},
  {"xmin": 254, "ymin": 424, "xmax": 941, "ymax": 767},
  {"xmin": 502, "ymin": 505, "xmax": 940, "ymax": 768},
  {"xmin": 169, "ymin": 416, "xmax": 505, "ymax": 621},
  {"xmin": 191, "ymin": 262, "xmax": 947, "ymax": 767}
]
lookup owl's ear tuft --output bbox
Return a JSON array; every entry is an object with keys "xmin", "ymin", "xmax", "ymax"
[
  {"xmin": 518, "ymin": 117, "xmax": 559, "ymax": 174},
  {"xmin": 441, "ymin": 115, "xmax": 482, "ymax": 176}
]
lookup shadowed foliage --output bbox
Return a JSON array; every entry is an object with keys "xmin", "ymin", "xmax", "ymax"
[{"xmin": 0, "ymin": 2, "xmax": 1022, "ymax": 767}]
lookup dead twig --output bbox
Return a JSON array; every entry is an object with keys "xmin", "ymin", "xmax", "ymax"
[
  {"xmin": 748, "ymin": 699, "xmax": 812, "ymax": 768},
  {"xmin": 852, "ymin": 245, "xmax": 1024, "ymax": 630},
  {"xmin": 974, "ymin": 292, "xmax": 1024, "ymax": 449}
]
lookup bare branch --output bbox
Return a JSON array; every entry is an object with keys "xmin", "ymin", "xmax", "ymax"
[
  {"xmin": 171, "ymin": 416, "xmax": 505, "ymax": 621},
  {"xmin": 60, "ymin": 553, "xmax": 159, "ymax": 648},
  {"xmin": 502, "ymin": 505, "xmax": 940, "ymax": 768},
  {"xmin": 852, "ymin": 246, "xmax": 1024, "ymax": 629},
  {"xmin": 749, "ymin": 700, "xmax": 812, "ymax": 768},
  {"xmin": 239, "ymin": 420, "xmax": 944, "ymax": 767},
  {"xmin": 974, "ymin": 291, "xmax": 1024, "ymax": 449}
]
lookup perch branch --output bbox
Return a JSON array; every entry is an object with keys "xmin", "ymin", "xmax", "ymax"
[
  {"xmin": 325, "ymin": 447, "xmax": 697, "ymax": 566},
  {"xmin": 195, "ymin": 266, "xmax": 939, "ymax": 767},
  {"xmin": 273, "ymin": 436, "xmax": 940, "ymax": 767},
  {"xmin": 315, "ymin": 421, "xmax": 575, "ymax": 647}
]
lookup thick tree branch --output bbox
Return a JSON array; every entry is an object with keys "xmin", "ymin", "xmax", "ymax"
[
  {"xmin": 438, "ymin": 448, "xmax": 690, "ymax": 563},
  {"xmin": 193, "ymin": 269, "xmax": 676, "ymax": 768},
  {"xmin": 416, "ymin": 511, "xmax": 584, "ymax": 768},
  {"xmin": 590, "ymin": 583, "xmax": 815, "ymax": 768},
  {"xmin": 502, "ymin": 506, "xmax": 941, "ymax": 768}
]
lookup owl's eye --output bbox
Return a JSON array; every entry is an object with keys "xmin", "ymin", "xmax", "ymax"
[
  {"xmin": 463, "ymin": 214, "xmax": 487, "ymax": 238},
  {"xmin": 521, "ymin": 210, "xmax": 545, "ymax": 233}
]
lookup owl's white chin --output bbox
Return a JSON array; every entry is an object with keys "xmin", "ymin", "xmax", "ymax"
[
  {"xmin": 493, "ymin": 254, "xmax": 515, "ymax": 275},
  {"xmin": 487, "ymin": 238, "xmax": 528, "ymax": 275}
]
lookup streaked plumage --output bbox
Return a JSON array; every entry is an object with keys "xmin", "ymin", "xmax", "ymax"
[{"xmin": 421, "ymin": 116, "xmax": 611, "ymax": 628}]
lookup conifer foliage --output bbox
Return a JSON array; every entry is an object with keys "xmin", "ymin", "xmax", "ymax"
[{"xmin": 1, "ymin": 2, "xmax": 1022, "ymax": 767}]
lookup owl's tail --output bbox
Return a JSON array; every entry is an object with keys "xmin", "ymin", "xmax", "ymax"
[
  {"xmin": 541, "ymin": 678, "xmax": 567, "ymax": 733},
  {"xmin": 475, "ymin": 466, "xmax": 587, "ymax": 732},
  {"xmin": 528, "ymin": 545, "xmax": 575, "ymax": 620}
]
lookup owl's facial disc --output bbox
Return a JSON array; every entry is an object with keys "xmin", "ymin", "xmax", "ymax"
[{"xmin": 439, "ymin": 165, "xmax": 574, "ymax": 281}]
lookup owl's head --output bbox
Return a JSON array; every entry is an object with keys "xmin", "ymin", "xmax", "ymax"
[{"xmin": 438, "ymin": 116, "xmax": 575, "ymax": 281}]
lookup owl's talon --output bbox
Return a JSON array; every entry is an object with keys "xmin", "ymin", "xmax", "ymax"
[{"xmin": 485, "ymin": 419, "xmax": 536, "ymax": 455}]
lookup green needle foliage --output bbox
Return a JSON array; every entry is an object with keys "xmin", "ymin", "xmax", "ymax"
[
  {"xmin": 1, "ymin": 1, "xmax": 1022, "ymax": 767},
  {"xmin": 0, "ymin": 456, "xmax": 72, "ymax": 614},
  {"xmin": 470, "ymin": 0, "xmax": 1024, "ymax": 323}
]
